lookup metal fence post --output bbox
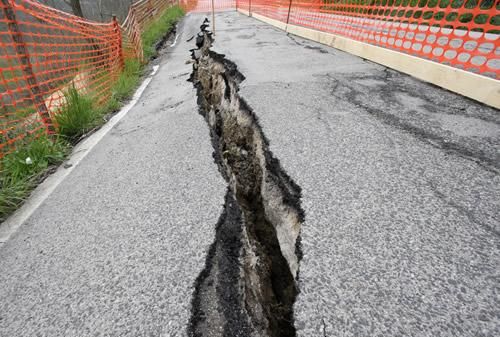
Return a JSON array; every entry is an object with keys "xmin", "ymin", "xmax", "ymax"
[
  {"xmin": 1, "ymin": 0, "xmax": 55, "ymax": 135},
  {"xmin": 286, "ymin": 0, "xmax": 293, "ymax": 25},
  {"xmin": 113, "ymin": 15, "xmax": 125, "ymax": 71}
]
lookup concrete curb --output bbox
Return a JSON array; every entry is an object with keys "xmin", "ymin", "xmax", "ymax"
[{"xmin": 238, "ymin": 9, "xmax": 500, "ymax": 109}]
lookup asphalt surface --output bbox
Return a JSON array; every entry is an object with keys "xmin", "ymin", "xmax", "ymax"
[
  {"xmin": 0, "ymin": 16, "xmax": 226, "ymax": 337},
  {"xmin": 211, "ymin": 12, "xmax": 500, "ymax": 337},
  {"xmin": 0, "ymin": 11, "xmax": 499, "ymax": 337}
]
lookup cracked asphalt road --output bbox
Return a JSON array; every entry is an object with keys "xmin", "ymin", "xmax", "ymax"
[
  {"xmin": 0, "ymin": 11, "xmax": 499, "ymax": 337},
  {"xmin": 213, "ymin": 12, "xmax": 500, "ymax": 337},
  {"xmin": 0, "ymin": 15, "xmax": 226, "ymax": 337}
]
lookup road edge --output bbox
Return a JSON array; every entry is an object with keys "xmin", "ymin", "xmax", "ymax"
[{"xmin": 0, "ymin": 65, "xmax": 160, "ymax": 246}]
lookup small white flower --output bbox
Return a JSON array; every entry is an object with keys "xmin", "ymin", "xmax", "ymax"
[{"xmin": 25, "ymin": 157, "xmax": 33, "ymax": 165}]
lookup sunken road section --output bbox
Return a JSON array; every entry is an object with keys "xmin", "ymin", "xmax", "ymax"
[{"xmin": 187, "ymin": 21, "xmax": 305, "ymax": 337}]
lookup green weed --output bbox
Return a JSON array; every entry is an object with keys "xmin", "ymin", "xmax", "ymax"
[
  {"xmin": 0, "ymin": 135, "xmax": 68, "ymax": 220},
  {"xmin": 112, "ymin": 58, "xmax": 142, "ymax": 102},
  {"xmin": 142, "ymin": 5, "xmax": 185, "ymax": 59},
  {"xmin": 55, "ymin": 86, "xmax": 102, "ymax": 141}
]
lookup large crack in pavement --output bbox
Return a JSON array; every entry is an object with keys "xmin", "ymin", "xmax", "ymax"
[{"xmin": 187, "ymin": 22, "xmax": 304, "ymax": 337}]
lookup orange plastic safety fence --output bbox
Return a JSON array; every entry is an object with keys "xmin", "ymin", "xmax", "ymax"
[
  {"xmin": 243, "ymin": 0, "xmax": 291, "ymax": 21},
  {"xmin": 122, "ymin": 0, "xmax": 177, "ymax": 62},
  {"xmin": 0, "ymin": 0, "xmax": 122, "ymax": 155},
  {"xmin": 239, "ymin": 0, "xmax": 499, "ymax": 78},
  {"xmin": 0, "ymin": 0, "xmax": 177, "ymax": 157},
  {"xmin": 182, "ymin": 0, "xmax": 236, "ymax": 12}
]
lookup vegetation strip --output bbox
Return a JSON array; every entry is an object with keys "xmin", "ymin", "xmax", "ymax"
[{"xmin": 0, "ymin": 5, "xmax": 184, "ymax": 221}]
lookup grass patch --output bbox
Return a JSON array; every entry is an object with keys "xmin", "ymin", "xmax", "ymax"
[
  {"xmin": 0, "ymin": 135, "xmax": 68, "ymax": 220},
  {"xmin": 0, "ymin": 86, "xmax": 95, "ymax": 220},
  {"xmin": 142, "ymin": 5, "xmax": 185, "ymax": 59},
  {"xmin": 55, "ymin": 86, "xmax": 102, "ymax": 141},
  {"xmin": 112, "ymin": 58, "xmax": 142, "ymax": 102}
]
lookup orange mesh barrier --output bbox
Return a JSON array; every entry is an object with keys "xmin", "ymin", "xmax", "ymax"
[
  {"xmin": 238, "ymin": 0, "xmax": 251, "ymax": 10},
  {"xmin": 182, "ymin": 0, "xmax": 236, "ymax": 12},
  {"xmin": 0, "ymin": 0, "xmax": 122, "ymax": 154},
  {"xmin": 247, "ymin": 0, "xmax": 291, "ymax": 21},
  {"xmin": 0, "ymin": 0, "xmax": 176, "ymax": 156},
  {"xmin": 239, "ymin": 0, "xmax": 499, "ymax": 78},
  {"xmin": 2, "ymin": 0, "xmax": 495, "ymax": 156},
  {"xmin": 122, "ymin": 0, "xmax": 177, "ymax": 61}
]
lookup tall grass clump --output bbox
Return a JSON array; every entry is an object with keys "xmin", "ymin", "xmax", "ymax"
[{"xmin": 55, "ymin": 86, "xmax": 101, "ymax": 141}]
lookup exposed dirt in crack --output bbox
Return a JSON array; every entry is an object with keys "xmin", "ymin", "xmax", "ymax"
[
  {"xmin": 187, "ymin": 23, "xmax": 304, "ymax": 337},
  {"xmin": 188, "ymin": 190, "xmax": 253, "ymax": 337}
]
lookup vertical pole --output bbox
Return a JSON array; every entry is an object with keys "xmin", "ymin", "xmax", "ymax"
[
  {"xmin": 1, "ymin": 0, "xmax": 55, "ymax": 135},
  {"xmin": 211, "ymin": 0, "xmax": 215, "ymax": 36},
  {"xmin": 113, "ymin": 15, "xmax": 125, "ymax": 71},
  {"xmin": 286, "ymin": 0, "xmax": 293, "ymax": 25}
]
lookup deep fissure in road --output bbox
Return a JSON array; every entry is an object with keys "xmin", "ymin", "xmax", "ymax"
[{"xmin": 187, "ymin": 25, "xmax": 304, "ymax": 337}]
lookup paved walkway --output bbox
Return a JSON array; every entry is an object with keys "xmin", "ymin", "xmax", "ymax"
[
  {"xmin": 0, "ymin": 11, "xmax": 499, "ymax": 337},
  {"xmin": 0, "ymin": 15, "xmax": 226, "ymax": 337},
  {"xmin": 213, "ymin": 12, "xmax": 499, "ymax": 337}
]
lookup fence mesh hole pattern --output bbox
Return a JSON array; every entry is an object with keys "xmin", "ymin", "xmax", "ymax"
[
  {"xmin": 0, "ymin": 0, "xmax": 177, "ymax": 157},
  {"xmin": 236, "ymin": 0, "xmax": 499, "ymax": 78},
  {"xmin": 0, "ymin": 0, "xmax": 498, "ymax": 156}
]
